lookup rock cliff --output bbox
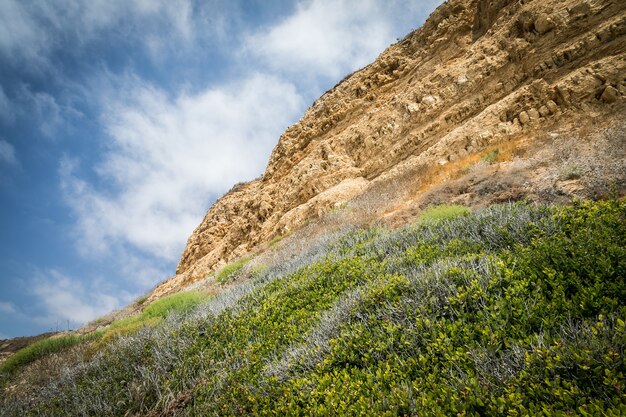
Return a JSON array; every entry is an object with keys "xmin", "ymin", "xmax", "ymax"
[{"xmin": 153, "ymin": 0, "xmax": 626, "ymax": 298}]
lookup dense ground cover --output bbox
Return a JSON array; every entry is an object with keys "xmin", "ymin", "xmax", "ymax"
[{"xmin": 1, "ymin": 200, "xmax": 624, "ymax": 416}]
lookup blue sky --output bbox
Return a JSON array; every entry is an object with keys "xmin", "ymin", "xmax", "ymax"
[{"xmin": 0, "ymin": 0, "xmax": 442, "ymax": 339}]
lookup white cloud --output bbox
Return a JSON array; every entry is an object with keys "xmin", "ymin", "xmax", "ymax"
[
  {"xmin": 62, "ymin": 73, "xmax": 303, "ymax": 262},
  {"xmin": 31, "ymin": 269, "xmax": 130, "ymax": 325},
  {"xmin": 244, "ymin": 0, "xmax": 444, "ymax": 81},
  {"xmin": 0, "ymin": 139, "xmax": 17, "ymax": 166},
  {"xmin": 117, "ymin": 252, "xmax": 172, "ymax": 289},
  {"xmin": 0, "ymin": 0, "xmax": 46, "ymax": 64},
  {"xmin": 0, "ymin": 0, "xmax": 196, "ymax": 66},
  {"xmin": 245, "ymin": 0, "xmax": 389, "ymax": 79}
]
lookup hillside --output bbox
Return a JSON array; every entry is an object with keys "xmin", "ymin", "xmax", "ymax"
[
  {"xmin": 1, "ymin": 0, "xmax": 626, "ymax": 414},
  {"xmin": 153, "ymin": 0, "xmax": 626, "ymax": 300},
  {"xmin": 1, "ymin": 200, "xmax": 625, "ymax": 415}
]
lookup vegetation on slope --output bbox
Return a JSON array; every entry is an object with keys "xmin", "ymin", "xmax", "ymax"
[
  {"xmin": 0, "ymin": 290, "xmax": 206, "ymax": 381},
  {"xmin": 94, "ymin": 290, "xmax": 207, "ymax": 346},
  {"xmin": 1, "ymin": 200, "xmax": 624, "ymax": 416},
  {"xmin": 0, "ymin": 333, "xmax": 100, "ymax": 380}
]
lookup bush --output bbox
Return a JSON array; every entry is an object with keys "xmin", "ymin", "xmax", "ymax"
[
  {"xmin": 215, "ymin": 257, "xmax": 251, "ymax": 283},
  {"xmin": 418, "ymin": 204, "xmax": 471, "ymax": 223},
  {"xmin": 141, "ymin": 290, "xmax": 206, "ymax": 320}
]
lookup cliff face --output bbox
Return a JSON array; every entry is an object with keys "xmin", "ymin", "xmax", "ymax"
[{"xmin": 156, "ymin": 0, "xmax": 626, "ymax": 297}]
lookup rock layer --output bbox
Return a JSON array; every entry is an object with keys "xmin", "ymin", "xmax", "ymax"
[{"xmin": 156, "ymin": 0, "xmax": 626, "ymax": 297}]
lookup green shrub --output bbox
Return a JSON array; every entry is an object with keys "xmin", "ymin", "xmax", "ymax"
[
  {"xmin": 215, "ymin": 257, "xmax": 251, "ymax": 284},
  {"xmin": 92, "ymin": 291, "xmax": 208, "ymax": 350},
  {"xmin": 268, "ymin": 235, "xmax": 283, "ymax": 247},
  {"xmin": 418, "ymin": 204, "xmax": 471, "ymax": 223},
  {"xmin": 559, "ymin": 164, "xmax": 582, "ymax": 180},
  {"xmin": 134, "ymin": 294, "xmax": 148, "ymax": 305}
]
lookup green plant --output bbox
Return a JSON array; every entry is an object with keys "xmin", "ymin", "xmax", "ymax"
[
  {"xmin": 110, "ymin": 291, "xmax": 205, "ymax": 328},
  {"xmin": 95, "ymin": 290, "xmax": 207, "ymax": 347},
  {"xmin": 134, "ymin": 294, "xmax": 148, "ymax": 305},
  {"xmin": 0, "ymin": 332, "xmax": 100, "ymax": 379},
  {"xmin": 458, "ymin": 166, "xmax": 472, "ymax": 176},
  {"xmin": 481, "ymin": 148, "xmax": 500, "ymax": 164},
  {"xmin": 140, "ymin": 291, "xmax": 205, "ymax": 320},
  {"xmin": 418, "ymin": 204, "xmax": 471, "ymax": 223},
  {"xmin": 215, "ymin": 257, "xmax": 251, "ymax": 284}
]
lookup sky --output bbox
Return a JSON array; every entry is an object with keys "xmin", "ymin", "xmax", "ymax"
[{"xmin": 0, "ymin": 0, "xmax": 442, "ymax": 339}]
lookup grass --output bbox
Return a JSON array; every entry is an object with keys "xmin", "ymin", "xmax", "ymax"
[
  {"xmin": 215, "ymin": 257, "xmax": 251, "ymax": 284},
  {"xmin": 139, "ymin": 290, "xmax": 206, "ymax": 320},
  {"xmin": 1, "ymin": 200, "xmax": 625, "ymax": 416},
  {"xmin": 1, "ymin": 290, "xmax": 209, "ymax": 381},
  {"xmin": 134, "ymin": 294, "xmax": 148, "ymax": 305},
  {"xmin": 0, "ymin": 333, "xmax": 100, "ymax": 379},
  {"xmin": 268, "ymin": 235, "xmax": 283, "ymax": 247},
  {"xmin": 418, "ymin": 204, "xmax": 471, "ymax": 222},
  {"xmin": 100, "ymin": 290, "xmax": 207, "ymax": 339}
]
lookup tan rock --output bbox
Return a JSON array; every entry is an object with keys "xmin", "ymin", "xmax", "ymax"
[
  {"xmin": 456, "ymin": 74, "xmax": 469, "ymax": 86},
  {"xmin": 406, "ymin": 103, "xmax": 420, "ymax": 114},
  {"xmin": 421, "ymin": 95, "xmax": 438, "ymax": 106},
  {"xmin": 601, "ymin": 85, "xmax": 619, "ymax": 103},
  {"xmin": 535, "ymin": 13, "xmax": 555, "ymax": 34},
  {"xmin": 519, "ymin": 111, "xmax": 530, "ymax": 125},
  {"xmin": 528, "ymin": 108, "xmax": 541, "ymax": 120},
  {"xmin": 546, "ymin": 100, "xmax": 559, "ymax": 113}
]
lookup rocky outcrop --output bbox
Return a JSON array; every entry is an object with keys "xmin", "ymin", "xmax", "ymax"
[{"xmin": 154, "ymin": 0, "xmax": 626, "ymax": 297}]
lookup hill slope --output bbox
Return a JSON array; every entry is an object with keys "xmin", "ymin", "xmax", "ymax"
[
  {"xmin": 2, "ymin": 200, "xmax": 625, "ymax": 415},
  {"xmin": 154, "ymin": 0, "xmax": 626, "ymax": 299},
  {"xmin": 2, "ymin": 0, "xmax": 626, "ymax": 414}
]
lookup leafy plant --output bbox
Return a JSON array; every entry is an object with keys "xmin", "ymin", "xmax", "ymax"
[
  {"xmin": 418, "ymin": 204, "xmax": 471, "ymax": 223},
  {"xmin": 94, "ymin": 290, "xmax": 208, "ymax": 348}
]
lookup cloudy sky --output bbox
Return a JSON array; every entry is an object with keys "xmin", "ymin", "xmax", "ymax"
[{"xmin": 0, "ymin": 0, "xmax": 442, "ymax": 339}]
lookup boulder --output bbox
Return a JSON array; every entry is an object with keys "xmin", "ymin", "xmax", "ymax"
[
  {"xmin": 422, "ymin": 95, "xmax": 438, "ymax": 106},
  {"xmin": 528, "ymin": 108, "xmax": 541, "ymax": 120},
  {"xmin": 546, "ymin": 100, "xmax": 559, "ymax": 114},
  {"xmin": 519, "ymin": 111, "xmax": 530, "ymax": 125},
  {"xmin": 535, "ymin": 13, "xmax": 555, "ymax": 34},
  {"xmin": 601, "ymin": 86, "xmax": 619, "ymax": 103}
]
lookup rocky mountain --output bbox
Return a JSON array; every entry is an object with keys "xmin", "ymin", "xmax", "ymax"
[{"xmin": 151, "ymin": 0, "xmax": 625, "ymax": 299}]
